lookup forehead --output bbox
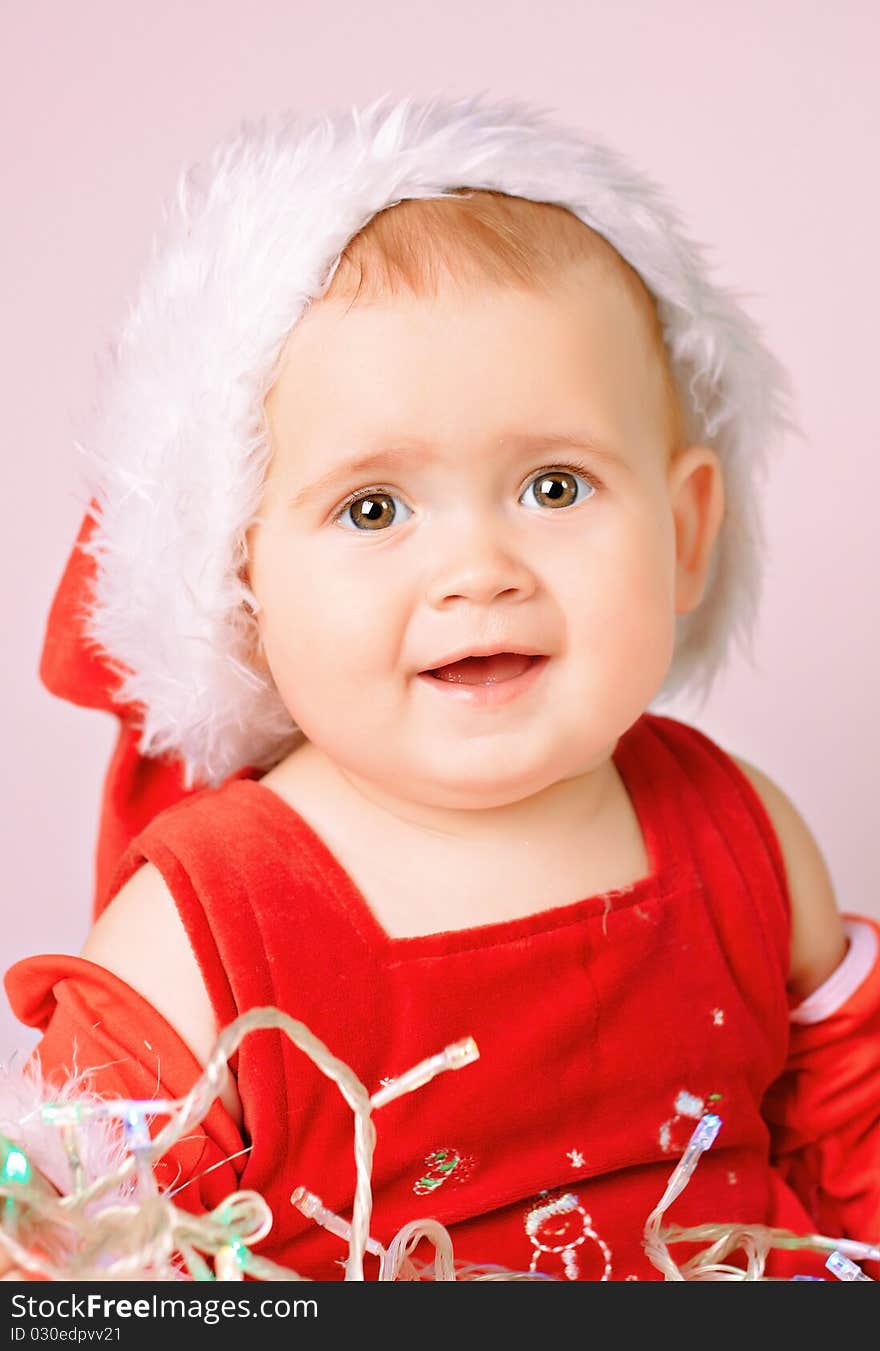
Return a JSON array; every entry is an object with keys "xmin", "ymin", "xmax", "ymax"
[{"xmin": 263, "ymin": 261, "xmax": 674, "ymax": 468}]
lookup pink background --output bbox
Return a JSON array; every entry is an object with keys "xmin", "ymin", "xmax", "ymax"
[{"xmin": 2, "ymin": 1, "xmax": 878, "ymax": 1058}]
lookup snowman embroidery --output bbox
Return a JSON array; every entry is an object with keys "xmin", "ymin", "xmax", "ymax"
[{"xmin": 524, "ymin": 1192, "xmax": 612, "ymax": 1280}]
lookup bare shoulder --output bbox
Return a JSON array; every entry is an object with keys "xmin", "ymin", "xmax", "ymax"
[
  {"xmin": 731, "ymin": 754, "xmax": 847, "ymax": 1001},
  {"xmin": 80, "ymin": 863, "xmax": 242, "ymax": 1123}
]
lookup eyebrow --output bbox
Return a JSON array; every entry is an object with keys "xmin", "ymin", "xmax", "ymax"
[{"xmin": 287, "ymin": 431, "xmax": 624, "ymax": 510}]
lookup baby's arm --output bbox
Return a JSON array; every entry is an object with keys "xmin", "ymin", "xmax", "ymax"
[
  {"xmin": 730, "ymin": 756, "xmax": 847, "ymax": 998},
  {"xmin": 2, "ymin": 868, "xmax": 247, "ymax": 1276},
  {"xmin": 732, "ymin": 755, "xmax": 880, "ymax": 1257},
  {"xmin": 80, "ymin": 864, "xmax": 242, "ymax": 1123}
]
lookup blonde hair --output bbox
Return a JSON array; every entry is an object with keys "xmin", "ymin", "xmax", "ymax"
[{"xmin": 325, "ymin": 190, "xmax": 685, "ymax": 451}]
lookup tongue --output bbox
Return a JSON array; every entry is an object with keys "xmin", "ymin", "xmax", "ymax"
[{"xmin": 429, "ymin": 653, "xmax": 535, "ymax": 684}]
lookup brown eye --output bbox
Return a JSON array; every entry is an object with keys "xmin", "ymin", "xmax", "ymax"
[
  {"xmin": 519, "ymin": 464, "xmax": 594, "ymax": 507},
  {"xmin": 341, "ymin": 491, "xmax": 412, "ymax": 531},
  {"xmin": 520, "ymin": 467, "xmax": 595, "ymax": 511}
]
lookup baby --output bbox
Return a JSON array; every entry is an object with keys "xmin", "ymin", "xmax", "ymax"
[{"xmin": 4, "ymin": 95, "xmax": 879, "ymax": 1282}]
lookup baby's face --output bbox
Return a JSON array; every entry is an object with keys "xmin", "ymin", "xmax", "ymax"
[{"xmin": 249, "ymin": 263, "xmax": 695, "ymax": 808}]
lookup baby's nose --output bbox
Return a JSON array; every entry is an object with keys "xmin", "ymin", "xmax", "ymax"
[{"xmin": 424, "ymin": 526, "xmax": 537, "ymax": 609}]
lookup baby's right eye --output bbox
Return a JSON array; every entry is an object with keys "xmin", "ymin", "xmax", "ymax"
[{"xmin": 334, "ymin": 489, "xmax": 413, "ymax": 532}]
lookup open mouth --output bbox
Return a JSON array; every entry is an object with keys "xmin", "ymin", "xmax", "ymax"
[{"xmin": 421, "ymin": 652, "xmax": 544, "ymax": 685}]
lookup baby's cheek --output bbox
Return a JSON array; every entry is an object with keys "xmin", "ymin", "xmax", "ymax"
[
  {"xmin": 259, "ymin": 568, "xmax": 399, "ymax": 730},
  {"xmin": 610, "ymin": 534, "xmax": 677, "ymax": 641},
  {"xmin": 572, "ymin": 545, "xmax": 674, "ymax": 654}
]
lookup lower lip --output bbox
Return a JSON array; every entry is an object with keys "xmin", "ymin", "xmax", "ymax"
[{"xmin": 415, "ymin": 656, "xmax": 550, "ymax": 708}]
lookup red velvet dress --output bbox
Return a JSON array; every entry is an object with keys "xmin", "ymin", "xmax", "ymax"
[{"xmin": 9, "ymin": 712, "xmax": 869, "ymax": 1281}]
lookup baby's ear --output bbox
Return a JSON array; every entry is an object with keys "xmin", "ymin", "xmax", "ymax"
[
  {"xmin": 239, "ymin": 586, "xmax": 271, "ymax": 675},
  {"xmin": 668, "ymin": 446, "xmax": 725, "ymax": 614},
  {"xmin": 236, "ymin": 555, "xmax": 267, "ymax": 673},
  {"xmin": 246, "ymin": 627, "xmax": 271, "ymax": 675},
  {"xmin": 245, "ymin": 620, "xmax": 272, "ymax": 676}
]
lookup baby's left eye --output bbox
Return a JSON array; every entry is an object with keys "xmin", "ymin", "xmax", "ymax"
[{"xmin": 519, "ymin": 467, "xmax": 597, "ymax": 511}]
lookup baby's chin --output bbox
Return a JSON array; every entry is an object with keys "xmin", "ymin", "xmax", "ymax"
[{"xmin": 347, "ymin": 744, "xmax": 608, "ymax": 814}]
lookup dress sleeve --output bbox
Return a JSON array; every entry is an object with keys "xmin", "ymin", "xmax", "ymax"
[
  {"xmin": 2, "ymin": 954, "xmax": 247, "ymax": 1215},
  {"xmin": 762, "ymin": 914, "xmax": 880, "ymax": 1273}
]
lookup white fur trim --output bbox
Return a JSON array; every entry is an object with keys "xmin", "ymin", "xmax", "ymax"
[
  {"xmin": 0, "ymin": 1056, "xmax": 131, "ymax": 1197},
  {"xmin": 73, "ymin": 91, "xmax": 802, "ymax": 787},
  {"xmin": 790, "ymin": 919, "xmax": 879, "ymax": 1025}
]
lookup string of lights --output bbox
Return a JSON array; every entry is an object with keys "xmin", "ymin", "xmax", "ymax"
[{"xmin": 1, "ymin": 1009, "xmax": 876, "ymax": 1282}]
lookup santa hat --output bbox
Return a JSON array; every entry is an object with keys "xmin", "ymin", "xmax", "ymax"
[{"xmin": 43, "ymin": 91, "xmax": 801, "ymax": 907}]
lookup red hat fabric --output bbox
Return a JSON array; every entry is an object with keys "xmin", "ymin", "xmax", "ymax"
[{"xmin": 40, "ymin": 506, "xmax": 205, "ymax": 919}]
